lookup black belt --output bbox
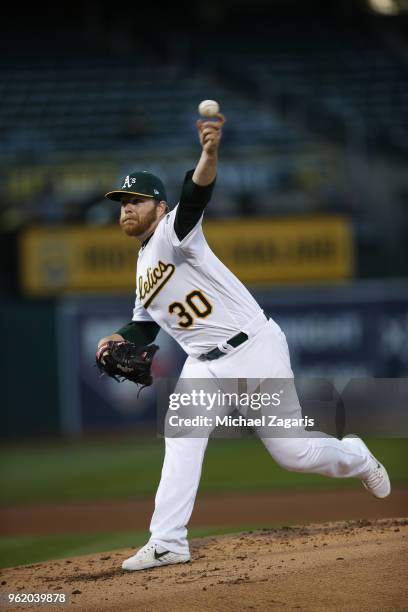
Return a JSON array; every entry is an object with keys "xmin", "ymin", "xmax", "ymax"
[{"xmin": 199, "ymin": 331, "xmax": 249, "ymax": 361}]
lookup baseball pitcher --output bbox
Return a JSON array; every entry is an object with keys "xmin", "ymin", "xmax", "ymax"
[{"xmin": 97, "ymin": 111, "xmax": 391, "ymax": 571}]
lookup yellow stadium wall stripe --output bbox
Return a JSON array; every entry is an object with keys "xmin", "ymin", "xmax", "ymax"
[{"xmin": 19, "ymin": 215, "xmax": 354, "ymax": 296}]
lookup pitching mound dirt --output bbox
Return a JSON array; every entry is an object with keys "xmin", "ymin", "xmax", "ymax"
[{"xmin": 1, "ymin": 518, "xmax": 407, "ymax": 611}]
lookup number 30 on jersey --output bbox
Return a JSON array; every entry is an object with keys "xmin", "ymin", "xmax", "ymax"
[{"xmin": 168, "ymin": 290, "xmax": 213, "ymax": 328}]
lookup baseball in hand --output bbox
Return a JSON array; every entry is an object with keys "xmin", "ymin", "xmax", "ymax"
[{"xmin": 198, "ymin": 99, "xmax": 220, "ymax": 117}]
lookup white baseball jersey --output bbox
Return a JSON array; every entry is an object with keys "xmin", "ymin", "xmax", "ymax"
[{"xmin": 132, "ymin": 205, "xmax": 264, "ymax": 357}]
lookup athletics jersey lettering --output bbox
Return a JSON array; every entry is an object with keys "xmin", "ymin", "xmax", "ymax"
[{"xmin": 138, "ymin": 260, "xmax": 175, "ymax": 308}]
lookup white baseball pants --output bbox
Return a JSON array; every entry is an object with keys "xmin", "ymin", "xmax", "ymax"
[{"xmin": 149, "ymin": 318, "xmax": 373, "ymax": 555}]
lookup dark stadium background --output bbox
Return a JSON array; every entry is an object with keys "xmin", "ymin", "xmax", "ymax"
[{"xmin": 0, "ymin": 0, "xmax": 407, "ymax": 569}]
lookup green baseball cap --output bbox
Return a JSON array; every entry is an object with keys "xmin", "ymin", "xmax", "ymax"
[{"xmin": 105, "ymin": 171, "xmax": 167, "ymax": 202}]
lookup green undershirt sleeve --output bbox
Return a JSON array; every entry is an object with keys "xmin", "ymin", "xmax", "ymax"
[
  {"xmin": 115, "ymin": 321, "xmax": 160, "ymax": 346},
  {"xmin": 174, "ymin": 169, "xmax": 216, "ymax": 240}
]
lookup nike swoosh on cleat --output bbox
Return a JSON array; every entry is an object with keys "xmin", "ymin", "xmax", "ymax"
[{"xmin": 154, "ymin": 549, "xmax": 170, "ymax": 560}]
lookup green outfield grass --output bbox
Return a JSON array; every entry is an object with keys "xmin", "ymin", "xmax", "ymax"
[
  {"xmin": 0, "ymin": 436, "xmax": 407, "ymax": 504},
  {"xmin": 0, "ymin": 524, "xmax": 271, "ymax": 569}
]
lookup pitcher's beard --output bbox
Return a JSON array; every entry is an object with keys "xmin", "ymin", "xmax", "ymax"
[
  {"xmin": 120, "ymin": 208, "xmax": 158, "ymax": 237},
  {"xmin": 121, "ymin": 220, "xmax": 141, "ymax": 236}
]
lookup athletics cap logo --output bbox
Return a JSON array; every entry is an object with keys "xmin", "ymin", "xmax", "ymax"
[
  {"xmin": 105, "ymin": 171, "xmax": 167, "ymax": 202},
  {"xmin": 122, "ymin": 176, "xmax": 136, "ymax": 189}
]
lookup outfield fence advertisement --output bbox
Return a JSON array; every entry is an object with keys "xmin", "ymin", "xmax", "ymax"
[{"xmin": 20, "ymin": 215, "xmax": 353, "ymax": 295}]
